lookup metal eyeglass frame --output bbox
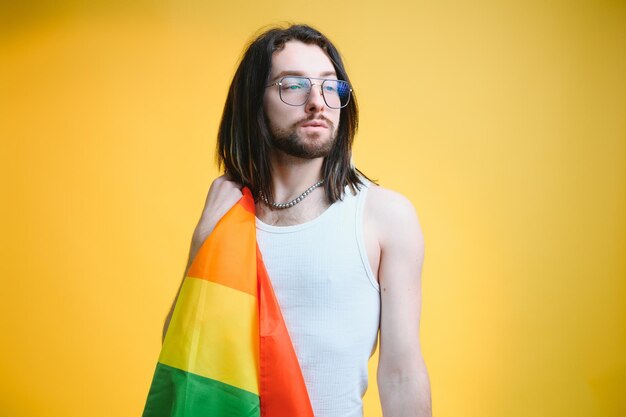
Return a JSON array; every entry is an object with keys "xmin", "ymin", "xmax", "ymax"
[{"xmin": 265, "ymin": 76, "xmax": 352, "ymax": 109}]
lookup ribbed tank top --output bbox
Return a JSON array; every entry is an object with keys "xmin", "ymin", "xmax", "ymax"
[{"xmin": 256, "ymin": 180, "xmax": 380, "ymax": 417}]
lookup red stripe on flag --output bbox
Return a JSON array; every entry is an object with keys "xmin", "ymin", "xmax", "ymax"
[{"xmin": 257, "ymin": 245, "xmax": 315, "ymax": 417}]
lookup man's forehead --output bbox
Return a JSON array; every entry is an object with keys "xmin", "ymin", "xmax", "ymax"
[{"xmin": 269, "ymin": 41, "xmax": 337, "ymax": 79}]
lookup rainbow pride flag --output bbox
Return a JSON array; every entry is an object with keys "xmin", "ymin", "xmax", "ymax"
[{"xmin": 142, "ymin": 188, "xmax": 314, "ymax": 417}]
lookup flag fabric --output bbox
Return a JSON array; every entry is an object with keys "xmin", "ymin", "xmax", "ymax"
[{"xmin": 142, "ymin": 188, "xmax": 314, "ymax": 417}]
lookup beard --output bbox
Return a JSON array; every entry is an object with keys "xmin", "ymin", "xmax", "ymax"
[{"xmin": 269, "ymin": 117, "xmax": 337, "ymax": 159}]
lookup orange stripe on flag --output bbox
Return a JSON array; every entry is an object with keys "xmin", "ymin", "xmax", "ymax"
[{"xmin": 187, "ymin": 191, "xmax": 257, "ymax": 296}]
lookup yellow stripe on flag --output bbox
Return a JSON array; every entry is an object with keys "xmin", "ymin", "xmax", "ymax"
[{"xmin": 159, "ymin": 277, "xmax": 259, "ymax": 395}]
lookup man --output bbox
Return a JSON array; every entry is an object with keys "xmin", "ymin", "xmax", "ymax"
[{"xmin": 164, "ymin": 24, "xmax": 431, "ymax": 416}]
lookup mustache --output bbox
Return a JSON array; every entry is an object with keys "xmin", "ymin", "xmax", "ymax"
[{"xmin": 292, "ymin": 115, "xmax": 334, "ymax": 129}]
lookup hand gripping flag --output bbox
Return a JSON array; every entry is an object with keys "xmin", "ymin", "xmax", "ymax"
[{"xmin": 142, "ymin": 188, "xmax": 314, "ymax": 417}]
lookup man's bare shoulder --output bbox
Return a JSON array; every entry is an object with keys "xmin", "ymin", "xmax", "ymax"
[
  {"xmin": 365, "ymin": 183, "xmax": 420, "ymax": 224},
  {"xmin": 364, "ymin": 183, "xmax": 424, "ymax": 248},
  {"xmin": 365, "ymin": 183, "xmax": 415, "ymax": 212}
]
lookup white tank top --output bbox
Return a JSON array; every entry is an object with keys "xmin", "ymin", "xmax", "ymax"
[{"xmin": 256, "ymin": 180, "xmax": 380, "ymax": 417}]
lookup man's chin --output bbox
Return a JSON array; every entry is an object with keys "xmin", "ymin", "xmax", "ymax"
[
  {"xmin": 275, "ymin": 144, "xmax": 331, "ymax": 159},
  {"xmin": 271, "ymin": 132, "xmax": 335, "ymax": 159}
]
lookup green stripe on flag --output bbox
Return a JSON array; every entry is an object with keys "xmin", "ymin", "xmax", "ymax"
[{"xmin": 142, "ymin": 363, "xmax": 260, "ymax": 417}]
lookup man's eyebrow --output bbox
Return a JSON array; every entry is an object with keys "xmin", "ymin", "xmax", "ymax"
[{"xmin": 271, "ymin": 70, "xmax": 338, "ymax": 80}]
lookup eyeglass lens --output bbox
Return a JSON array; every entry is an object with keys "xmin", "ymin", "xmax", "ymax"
[{"xmin": 279, "ymin": 77, "xmax": 351, "ymax": 109}]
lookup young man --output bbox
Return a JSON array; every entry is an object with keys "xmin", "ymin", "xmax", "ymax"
[{"xmin": 166, "ymin": 24, "xmax": 431, "ymax": 417}]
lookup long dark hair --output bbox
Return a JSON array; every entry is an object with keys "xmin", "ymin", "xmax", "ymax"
[{"xmin": 216, "ymin": 23, "xmax": 375, "ymax": 203}]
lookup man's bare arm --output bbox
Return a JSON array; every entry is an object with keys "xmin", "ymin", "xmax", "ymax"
[
  {"xmin": 161, "ymin": 175, "xmax": 242, "ymax": 343},
  {"xmin": 372, "ymin": 187, "xmax": 432, "ymax": 417}
]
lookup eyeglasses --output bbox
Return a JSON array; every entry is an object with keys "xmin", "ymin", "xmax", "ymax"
[{"xmin": 266, "ymin": 76, "xmax": 352, "ymax": 109}]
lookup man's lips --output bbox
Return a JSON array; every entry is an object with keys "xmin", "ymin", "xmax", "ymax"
[{"xmin": 300, "ymin": 121, "xmax": 328, "ymax": 128}]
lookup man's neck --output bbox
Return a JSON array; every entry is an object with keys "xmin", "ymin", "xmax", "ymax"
[
  {"xmin": 268, "ymin": 151, "xmax": 324, "ymax": 203},
  {"xmin": 255, "ymin": 150, "xmax": 329, "ymax": 226}
]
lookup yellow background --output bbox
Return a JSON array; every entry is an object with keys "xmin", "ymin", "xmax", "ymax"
[{"xmin": 1, "ymin": 1, "xmax": 624, "ymax": 416}]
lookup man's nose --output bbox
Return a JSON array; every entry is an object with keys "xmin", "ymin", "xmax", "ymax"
[{"xmin": 305, "ymin": 84, "xmax": 325, "ymax": 113}]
